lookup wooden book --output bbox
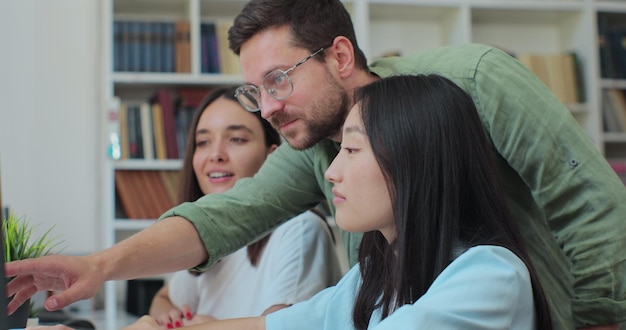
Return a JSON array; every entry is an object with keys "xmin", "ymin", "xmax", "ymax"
[
  {"xmin": 151, "ymin": 103, "xmax": 167, "ymax": 160},
  {"xmin": 608, "ymin": 90, "xmax": 626, "ymax": 131},
  {"xmin": 174, "ymin": 20, "xmax": 191, "ymax": 73},
  {"xmin": 116, "ymin": 170, "xmax": 175, "ymax": 219},
  {"xmin": 137, "ymin": 170, "xmax": 173, "ymax": 218},
  {"xmin": 545, "ymin": 54, "xmax": 567, "ymax": 104},
  {"xmin": 561, "ymin": 54, "xmax": 579, "ymax": 104},
  {"xmin": 159, "ymin": 170, "xmax": 181, "ymax": 205},
  {"xmin": 116, "ymin": 170, "xmax": 144, "ymax": 219},
  {"xmin": 119, "ymin": 102, "xmax": 130, "ymax": 159}
]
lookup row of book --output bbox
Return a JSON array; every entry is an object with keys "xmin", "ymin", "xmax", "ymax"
[
  {"xmin": 602, "ymin": 89, "xmax": 626, "ymax": 133},
  {"xmin": 113, "ymin": 19, "xmax": 240, "ymax": 74},
  {"xmin": 117, "ymin": 87, "xmax": 213, "ymax": 160},
  {"xmin": 515, "ymin": 52, "xmax": 583, "ymax": 105},
  {"xmin": 598, "ymin": 13, "xmax": 626, "ymax": 80},
  {"xmin": 115, "ymin": 170, "xmax": 180, "ymax": 219}
]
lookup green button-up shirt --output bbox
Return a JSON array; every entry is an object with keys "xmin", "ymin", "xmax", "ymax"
[{"xmin": 162, "ymin": 44, "xmax": 626, "ymax": 328}]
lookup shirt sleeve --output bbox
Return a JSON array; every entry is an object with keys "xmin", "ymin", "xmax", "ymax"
[
  {"xmin": 258, "ymin": 212, "xmax": 344, "ymax": 310},
  {"xmin": 372, "ymin": 246, "xmax": 535, "ymax": 330},
  {"xmin": 167, "ymin": 271, "xmax": 200, "ymax": 313}
]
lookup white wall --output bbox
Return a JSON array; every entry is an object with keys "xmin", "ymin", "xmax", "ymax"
[{"xmin": 0, "ymin": 0, "xmax": 101, "ymax": 254}]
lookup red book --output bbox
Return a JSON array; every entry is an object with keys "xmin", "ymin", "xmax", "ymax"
[{"xmin": 153, "ymin": 89, "xmax": 178, "ymax": 159}]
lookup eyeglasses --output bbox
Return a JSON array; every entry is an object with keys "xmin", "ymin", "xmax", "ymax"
[{"xmin": 234, "ymin": 47, "xmax": 326, "ymax": 112}]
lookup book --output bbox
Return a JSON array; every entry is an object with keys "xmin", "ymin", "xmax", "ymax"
[
  {"xmin": 545, "ymin": 54, "xmax": 568, "ymax": 104},
  {"xmin": 126, "ymin": 105, "xmax": 142, "ymax": 158},
  {"xmin": 517, "ymin": 52, "xmax": 580, "ymax": 105},
  {"xmin": 174, "ymin": 20, "xmax": 191, "ymax": 73},
  {"xmin": 139, "ymin": 102, "xmax": 155, "ymax": 160},
  {"xmin": 607, "ymin": 90, "xmax": 626, "ymax": 131},
  {"xmin": 119, "ymin": 102, "xmax": 130, "ymax": 159},
  {"xmin": 159, "ymin": 170, "xmax": 181, "ymax": 205},
  {"xmin": 118, "ymin": 20, "xmax": 130, "ymax": 72},
  {"xmin": 162, "ymin": 22, "xmax": 175, "ymax": 73},
  {"xmin": 598, "ymin": 13, "xmax": 626, "ymax": 79},
  {"xmin": 215, "ymin": 20, "xmax": 241, "ymax": 74},
  {"xmin": 150, "ymin": 22, "xmax": 162, "ymax": 72},
  {"xmin": 177, "ymin": 87, "xmax": 213, "ymax": 108},
  {"xmin": 115, "ymin": 170, "xmax": 176, "ymax": 219},
  {"xmin": 151, "ymin": 103, "xmax": 167, "ymax": 160},
  {"xmin": 128, "ymin": 21, "xmax": 142, "ymax": 72},
  {"xmin": 152, "ymin": 89, "xmax": 179, "ymax": 159},
  {"xmin": 113, "ymin": 20, "xmax": 123, "ymax": 72},
  {"xmin": 602, "ymin": 90, "xmax": 625, "ymax": 133},
  {"xmin": 201, "ymin": 22, "xmax": 220, "ymax": 73}
]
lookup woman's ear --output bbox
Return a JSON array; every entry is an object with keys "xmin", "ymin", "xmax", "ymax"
[{"xmin": 268, "ymin": 144, "xmax": 279, "ymax": 154}]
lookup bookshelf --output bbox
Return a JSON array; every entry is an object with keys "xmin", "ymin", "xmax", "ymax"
[{"xmin": 100, "ymin": 0, "xmax": 626, "ymax": 327}]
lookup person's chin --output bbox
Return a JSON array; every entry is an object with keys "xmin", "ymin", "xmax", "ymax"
[{"xmin": 283, "ymin": 132, "xmax": 319, "ymax": 151}]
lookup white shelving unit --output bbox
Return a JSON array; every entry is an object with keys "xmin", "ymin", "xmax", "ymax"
[{"xmin": 100, "ymin": 0, "xmax": 626, "ymax": 327}]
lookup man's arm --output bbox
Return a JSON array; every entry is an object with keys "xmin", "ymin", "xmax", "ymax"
[
  {"xmin": 6, "ymin": 216, "xmax": 206, "ymax": 313},
  {"xmin": 160, "ymin": 143, "xmax": 330, "ymax": 271}
]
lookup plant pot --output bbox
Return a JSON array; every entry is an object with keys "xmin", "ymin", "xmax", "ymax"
[{"xmin": 7, "ymin": 297, "xmax": 30, "ymax": 329}]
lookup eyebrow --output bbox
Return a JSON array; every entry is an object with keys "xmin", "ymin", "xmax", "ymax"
[
  {"xmin": 196, "ymin": 124, "xmax": 255, "ymax": 136},
  {"xmin": 343, "ymin": 125, "xmax": 365, "ymax": 135}
]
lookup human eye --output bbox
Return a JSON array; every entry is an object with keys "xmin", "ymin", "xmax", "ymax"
[
  {"xmin": 341, "ymin": 146, "xmax": 359, "ymax": 154},
  {"xmin": 230, "ymin": 136, "xmax": 249, "ymax": 144},
  {"xmin": 267, "ymin": 71, "xmax": 288, "ymax": 88},
  {"xmin": 195, "ymin": 138, "xmax": 209, "ymax": 148}
]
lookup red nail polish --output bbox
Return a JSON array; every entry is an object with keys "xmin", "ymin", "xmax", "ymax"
[
  {"xmin": 167, "ymin": 323, "xmax": 173, "ymax": 329},
  {"xmin": 175, "ymin": 321, "xmax": 181, "ymax": 327},
  {"xmin": 185, "ymin": 312, "xmax": 192, "ymax": 319}
]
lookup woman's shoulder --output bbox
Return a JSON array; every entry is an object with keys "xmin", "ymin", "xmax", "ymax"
[
  {"xmin": 443, "ymin": 245, "xmax": 530, "ymax": 285},
  {"xmin": 273, "ymin": 210, "xmax": 331, "ymax": 237}
]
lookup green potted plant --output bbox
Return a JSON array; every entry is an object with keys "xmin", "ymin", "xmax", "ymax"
[{"xmin": 3, "ymin": 210, "xmax": 63, "ymax": 328}]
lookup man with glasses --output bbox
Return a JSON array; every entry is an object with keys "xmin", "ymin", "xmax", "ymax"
[{"xmin": 6, "ymin": 0, "xmax": 626, "ymax": 329}]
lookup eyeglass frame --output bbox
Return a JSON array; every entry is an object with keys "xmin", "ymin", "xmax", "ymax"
[{"xmin": 234, "ymin": 47, "xmax": 327, "ymax": 112}]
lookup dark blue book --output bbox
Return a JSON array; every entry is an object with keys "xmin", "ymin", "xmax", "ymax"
[
  {"xmin": 201, "ymin": 23, "xmax": 209, "ymax": 73},
  {"xmin": 151, "ymin": 22, "xmax": 162, "ymax": 72},
  {"xmin": 113, "ymin": 20, "xmax": 121, "ymax": 71},
  {"xmin": 128, "ymin": 21, "xmax": 141, "ymax": 72},
  {"xmin": 598, "ymin": 13, "xmax": 618, "ymax": 79},
  {"xmin": 162, "ymin": 22, "xmax": 175, "ymax": 73},
  {"xmin": 608, "ymin": 28, "xmax": 626, "ymax": 79},
  {"xmin": 140, "ymin": 21, "xmax": 152, "ymax": 72},
  {"xmin": 118, "ymin": 20, "xmax": 130, "ymax": 72},
  {"xmin": 205, "ymin": 22, "xmax": 220, "ymax": 73}
]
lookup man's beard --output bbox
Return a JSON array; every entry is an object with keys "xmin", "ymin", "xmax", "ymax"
[{"xmin": 272, "ymin": 74, "xmax": 350, "ymax": 150}]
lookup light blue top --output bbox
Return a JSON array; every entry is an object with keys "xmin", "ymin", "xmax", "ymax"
[{"xmin": 266, "ymin": 245, "xmax": 535, "ymax": 330}]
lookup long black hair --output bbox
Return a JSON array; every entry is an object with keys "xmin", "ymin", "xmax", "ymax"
[{"xmin": 352, "ymin": 74, "xmax": 551, "ymax": 329}]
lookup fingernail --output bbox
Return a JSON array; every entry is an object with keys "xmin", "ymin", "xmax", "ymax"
[
  {"xmin": 47, "ymin": 297, "xmax": 59, "ymax": 309},
  {"xmin": 167, "ymin": 323, "xmax": 173, "ymax": 329},
  {"xmin": 175, "ymin": 321, "xmax": 181, "ymax": 327},
  {"xmin": 185, "ymin": 312, "xmax": 192, "ymax": 319}
]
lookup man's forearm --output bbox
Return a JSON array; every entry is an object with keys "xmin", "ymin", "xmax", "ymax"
[{"xmin": 93, "ymin": 216, "xmax": 208, "ymax": 281}]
